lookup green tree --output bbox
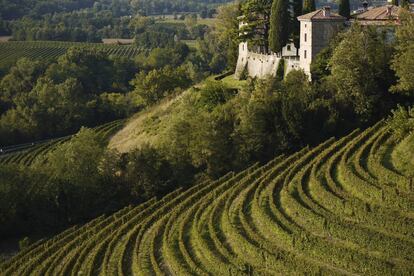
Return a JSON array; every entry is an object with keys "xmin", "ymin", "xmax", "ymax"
[
  {"xmin": 269, "ymin": 0, "xmax": 290, "ymax": 53},
  {"xmin": 45, "ymin": 47, "xmax": 114, "ymax": 95},
  {"xmin": 125, "ymin": 144, "xmax": 176, "ymax": 199},
  {"xmin": 328, "ymin": 25, "xmax": 393, "ymax": 119},
  {"xmin": 302, "ymin": 0, "xmax": 316, "ymax": 14},
  {"xmin": 387, "ymin": 105, "xmax": 414, "ymax": 140},
  {"xmin": 197, "ymin": 80, "xmax": 236, "ymax": 111},
  {"xmin": 0, "ymin": 58, "xmax": 46, "ymax": 104},
  {"xmin": 292, "ymin": 0, "xmax": 303, "ymax": 49},
  {"xmin": 130, "ymin": 65, "xmax": 192, "ymax": 105},
  {"xmin": 310, "ymin": 33, "xmax": 343, "ymax": 82},
  {"xmin": 240, "ymin": 0, "xmax": 273, "ymax": 53},
  {"xmin": 338, "ymin": 0, "xmax": 351, "ymax": 19},
  {"xmin": 391, "ymin": 11, "xmax": 414, "ymax": 96}
]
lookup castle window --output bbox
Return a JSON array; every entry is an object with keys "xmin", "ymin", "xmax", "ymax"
[
  {"xmin": 304, "ymin": 50, "xmax": 307, "ymax": 59},
  {"xmin": 304, "ymin": 33, "xmax": 307, "ymax": 42},
  {"xmin": 287, "ymin": 45, "xmax": 291, "ymax": 51},
  {"xmin": 305, "ymin": 24, "xmax": 307, "ymax": 28}
]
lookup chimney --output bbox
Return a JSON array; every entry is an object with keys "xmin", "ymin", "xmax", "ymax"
[
  {"xmin": 386, "ymin": 5, "xmax": 392, "ymax": 16},
  {"xmin": 363, "ymin": 1, "xmax": 368, "ymax": 11},
  {"xmin": 323, "ymin": 6, "xmax": 331, "ymax": 17}
]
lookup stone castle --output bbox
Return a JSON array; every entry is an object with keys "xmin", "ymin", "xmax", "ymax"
[{"xmin": 235, "ymin": 4, "xmax": 410, "ymax": 80}]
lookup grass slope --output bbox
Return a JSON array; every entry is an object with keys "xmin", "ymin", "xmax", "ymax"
[
  {"xmin": 109, "ymin": 75, "xmax": 246, "ymax": 153},
  {"xmin": 2, "ymin": 120, "xmax": 414, "ymax": 275}
]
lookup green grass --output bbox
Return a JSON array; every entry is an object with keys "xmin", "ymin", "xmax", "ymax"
[
  {"xmin": 109, "ymin": 75, "xmax": 244, "ymax": 153},
  {"xmin": 2, "ymin": 119, "xmax": 414, "ymax": 275},
  {"xmin": 221, "ymin": 74, "xmax": 247, "ymax": 90}
]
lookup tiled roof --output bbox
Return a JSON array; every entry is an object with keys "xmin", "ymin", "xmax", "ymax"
[
  {"xmin": 297, "ymin": 9, "xmax": 346, "ymax": 21},
  {"xmin": 355, "ymin": 5, "xmax": 401, "ymax": 21}
]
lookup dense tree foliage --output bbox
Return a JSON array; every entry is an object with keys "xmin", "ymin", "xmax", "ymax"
[
  {"xmin": 269, "ymin": 0, "xmax": 290, "ymax": 53},
  {"xmin": 0, "ymin": 0, "xmax": 94, "ymax": 20},
  {"xmin": 302, "ymin": 0, "xmax": 316, "ymax": 14},
  {"xmin": 0, "ymin": 32, "xmax": 230, "ymax": 146},
  {"xmin": 240, "ymin": 0, "xmax": 272, "ymax": 53},
  {"xmin": 0, "ymin": 0, "xmax": 229, "ymax": 21},
  {"xmin": 0, "ymin": 49, "xmax": 136, "ymax": 145},
  {"xmin": 387, "ymin": 105, "xmax": 414, "ymax": 140},
  {"xmin": 0, "ymin": 128, "xmax": 190, "ymax": 237},
  {"xmin": 130, "ymin": 65, "xmax": 192, "ymax": 105},
  {"xmin": 3, "ymin": 0, "xmax": 228, "ymax": 41},
  {"xmin": 197, "ymin": 3, "xmax": 240, "ymax": 72},
  {"xmin": 328, "ymin": 25, "xmax": 395, "ymax": 121},
  {"xmin": 391, "ymin": 11, "xmax": 414, "ymax": 96},
  {"xmin": 10, "ymin": 11, "xmax": 209, "ymax": 43}
]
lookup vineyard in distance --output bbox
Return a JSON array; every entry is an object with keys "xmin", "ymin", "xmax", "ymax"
[
  {"xmin": 1, "ymin": 119, "xmax": 414, "ymax": 275},
  {"xmin": 0, "ymin": 41, "xmax": 144, "ymax": 71}
]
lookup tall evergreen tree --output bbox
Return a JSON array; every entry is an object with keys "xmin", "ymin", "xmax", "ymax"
[
  {"xmin": 338, "ymin": 0, "xmax": 351, "ymax": 18},
  {"xmin": 240, "ymin": 0, "xmax": 273, "ymax": 53},
  {"xmin": 269, "ymin": 0, "xmax": 290, "ymax": 53},
  {"xmin": 292, "ymin": 0, "xmax": 303, "ymax": 50},
  {"xmin": 302, "ymin": 0, "xmax": 316, "ymax": 14}
]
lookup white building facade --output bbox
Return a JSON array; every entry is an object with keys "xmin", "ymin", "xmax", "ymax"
[
  {"xmin": 297, "ymin": 7, "xmax": 346, "ymax": 76},
  {"xmin": 235, "ymin": 6, "xmax": 346, "ymax": 80}
]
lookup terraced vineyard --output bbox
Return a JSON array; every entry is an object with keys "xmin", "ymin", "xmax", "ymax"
[
  {"xmin": 1, "ymin": 120, "xmax": 414, "ymax": 275},
  {"xmin": 0, "ymin": 41, "xmax": 144, "ymax": 70},
  {"xmin": 0, "ymin": 119, "xmax": 125, "ymax": 167}
]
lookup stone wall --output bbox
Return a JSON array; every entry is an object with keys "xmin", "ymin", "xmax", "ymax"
[{"xmin": 235, "ymin": 44, "xmax": 300, "ymax": 80}]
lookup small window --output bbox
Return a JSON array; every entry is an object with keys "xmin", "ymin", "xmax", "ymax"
[
  {"xmin": 304, "ymin": 50, "xmax": 307, "ymax": 59},
  {"xmin": 305, "ymin": 23, "xmax": 307, "ymax": 28},
  {"xmin": 304, "ymin": 33, "xmax": 307, "ymax": 42},
  {"xmin": 287, "ymin": 45, "xmax": 291, "ymax": 51}
]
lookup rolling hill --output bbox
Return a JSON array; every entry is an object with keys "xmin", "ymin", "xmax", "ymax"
[{"xmin": 1, "ymin": 119, "xmax": 413, "ymax": 275}]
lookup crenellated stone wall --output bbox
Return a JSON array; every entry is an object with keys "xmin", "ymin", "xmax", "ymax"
[{"xmin": 234, "ymin": 43, "xmax": 300, "ymax": 80}]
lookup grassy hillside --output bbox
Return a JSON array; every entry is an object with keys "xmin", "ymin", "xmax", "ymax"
[
  {"xmin": 109, "ymin": 75, "xmax": 246, "ymax": 153},
  {"xmin": 2, "ymin": 120, "xmax": 414, "ymax": 275}
]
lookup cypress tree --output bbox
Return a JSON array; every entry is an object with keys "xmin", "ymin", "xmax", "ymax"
[
  {"xmin": 292, "ymin": 0, "xmax": 303, "ymax": 50},
  {"xmin": 269, "ymin": 0, "xmax": 290, "ymax": 53},
  {"xmin": 338, "ymin": 0, "xmax": 351, "ymax": 19},
  {"xmin": 240, "ymin": 0, "xmax": 273, "ymax": 53},
  {"xmin": 302, "ymin": 0, "xmax": 316, "ymax": 14}
]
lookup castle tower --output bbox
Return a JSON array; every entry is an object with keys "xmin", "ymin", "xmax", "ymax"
[
  {"xmin": 235, "ymin": 16, "xmax": 249, "ymax": 79},
  {"xmin": 297, "ymin": 6, "xmax": 346, "ymax": 78}
]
